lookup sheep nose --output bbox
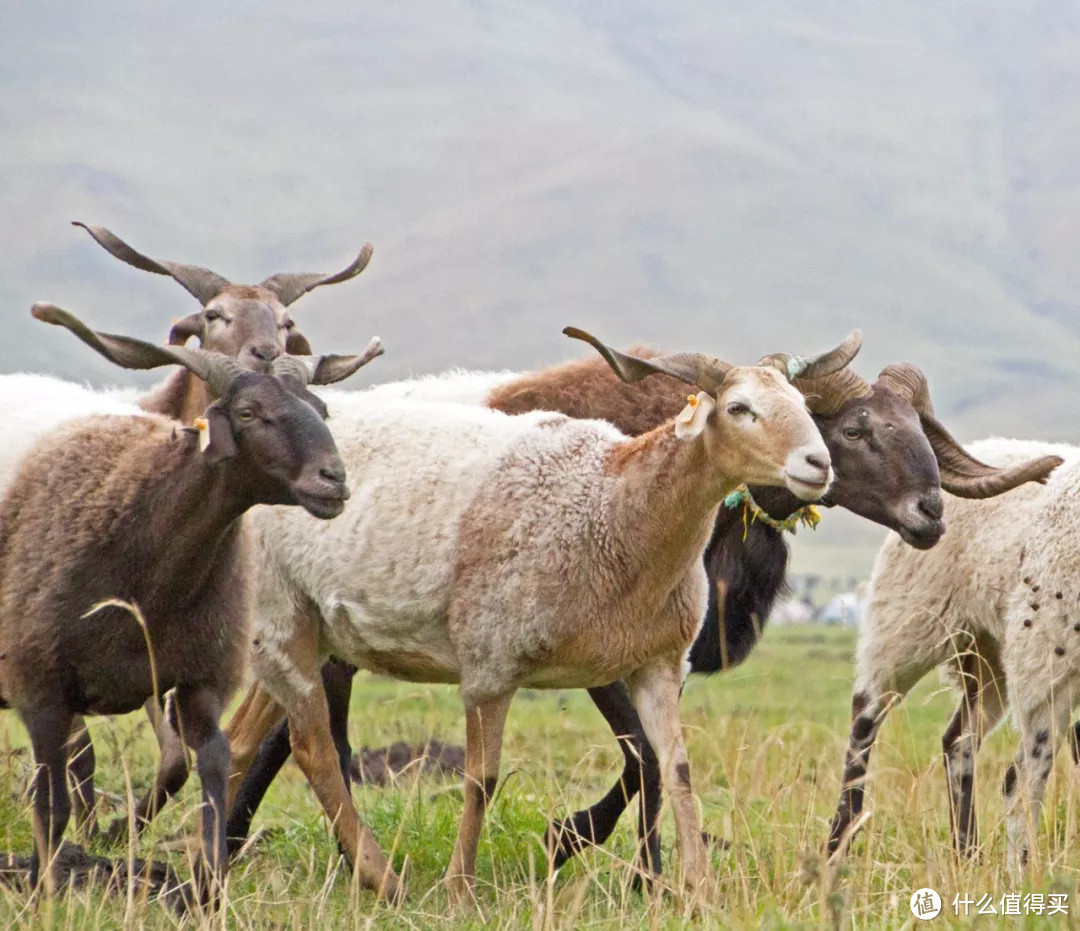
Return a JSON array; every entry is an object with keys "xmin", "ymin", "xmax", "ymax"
[
  {"xmin": 249, "ymin": 342, "xmax": 282, "ymax": 363},
  {"xmin": 918, "ymin": 489, "xmax": 944, "ymax": 521},
  {"xmin": 319, "ymin": 463, "xmax": 346, "ymax": 485},
  {"xmin": 804, "ymin": 451, "xmax": 830, "ymax": 474}
]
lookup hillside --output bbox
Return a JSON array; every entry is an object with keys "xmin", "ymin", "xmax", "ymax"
[{"xmin": 3, "ymin": 1, "xmax": 1078, "ymax": 576}]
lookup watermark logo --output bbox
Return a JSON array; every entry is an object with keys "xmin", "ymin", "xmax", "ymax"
[{"xmin": 910, "ymin": 888, "xmax": 943, "ymax": 920}]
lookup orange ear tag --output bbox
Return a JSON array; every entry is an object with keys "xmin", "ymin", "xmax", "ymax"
[
  {"xmin": 674, "ymin": 391, "xmax": 715, "ymax": 440},
  {"xmin": 194, "ymin": 417, "xmax": 210, "ymax": 453}
]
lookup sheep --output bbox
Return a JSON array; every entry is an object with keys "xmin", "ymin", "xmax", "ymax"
[
  {"xmin": 217, "ymin": 328, "xmax": 862, "ymax": 902},
  {"xmin": 825, "ymin": 437, "xmax": 1074, "ymax": 861},
  {"xmin": 224, "ymin": 351, "xmax": 1061, "ymax": 880},
  {"xmin": 1000, "ymin": 453, "xmax": 1080, "ymax": 872},
  {"xmin": 0, "ymin": 303, "xmax": 382, "ymax": 897},
  {"xmin": 2, "ymin": 222, "xmax": 375, "ymax": 840}
]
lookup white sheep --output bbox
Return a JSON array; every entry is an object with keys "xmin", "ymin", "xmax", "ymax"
[
  {"xmin": 220, "ymin": 329, "xmax": 859, "ymax": 901},
  {"xmin": 826, "ymin": 437, "xmax": 1076, "ymax": 859}
]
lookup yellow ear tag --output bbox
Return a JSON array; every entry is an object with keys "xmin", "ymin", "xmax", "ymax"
[
  {"xmin": 675, "ymin": 391, "xmax": 715, "ymax": 440},
  {"xmin": 194, "ymin": 417, "xmax": 210, "ymax": 453}
]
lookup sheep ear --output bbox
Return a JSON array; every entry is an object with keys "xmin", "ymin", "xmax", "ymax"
[
  {"xmin": 674, "ymin": 392, "xmax": 715, "ymax": 440},
  {"xmin": 198, "ymin": 406, "xmax": 237, "ymax": 464},
  {"xmin": 169, "ymin": 312, "xmax": 204, "ymax": 346},
  {"xmin": 285, "ymin": 329, "xmax": 314, "ymax": 356}
]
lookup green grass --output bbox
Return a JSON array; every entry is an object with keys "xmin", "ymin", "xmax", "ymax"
[{"xmin": 1, "ymin": 626, "xmax": 1078, "ymax": 928}]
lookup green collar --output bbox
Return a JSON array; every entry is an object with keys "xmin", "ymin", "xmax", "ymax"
[{"xmin": 722, "ymin": 485, "xmax": 822, "ymax": 539}]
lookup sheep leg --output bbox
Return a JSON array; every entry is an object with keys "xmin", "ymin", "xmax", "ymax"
[
  {"xmin": 545, "ymin": 681, "xmax": 662, "ymax": 874},
  {"xmin": 25, "ymin": 706, "xmax": 74, "ymax": 894},
  {"xmin": 446, "ymin": 692, "xmax": 513, "ymax": 901},
  {"xmin": 1003, "ymin": 698, "xmax": 1072, "ymax": 875},
  {"xmin": 942, "ymin": 649, "xmax": 1006, "ymax": 857},
  {"xmin": 226, "ymin": 716, "xmax": 290, "ymax": 853},
  {"xmin": 98, "ymin": 694, "xmax": 191, "ymax": 846},
  {"xmin": 826, "ymin": 688, "xmax": 899, "ymax": 856},
  {"xmin": 224, "ymin": 681, "xmax": 286, "ymax": 816},
  {"xmin": 173, "ymin": 686, "xmax": 230, "ymax": 899},
  {"xmin": 65, "ymin": 718, "xmax": 97, "ymax": 839},
  {"xmin": 226, "ymin": 657, "xmax": 357, "ymax": 851},
  {"xmin": 133, "ymin": 694, "xmax": 190, "ymax": 829},
  {"xmin": 626, "ymin": 658, "xmax": 709, "ymax": 893},
  {"xmin": 288, "ymin": 683, "xmax": 401, "ymax": 901}
]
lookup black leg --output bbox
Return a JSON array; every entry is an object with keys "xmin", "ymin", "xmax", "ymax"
[
  {"xmin": 827, "ymin": 692, "xmax": 886, "ymax": 856},
  {"xmin": 226, "ymin": 658, "xmax": 357, "ymax": 856},
  {"xmin": 545, "ymin": 682, "xmax": 664, "ymax": 877},
  {"xmin": 26, "ymin": 707, "xmax": 74, "ymax": 893},
  {"xmin": 226, "ymin": 717, "xmax": 291, "ymax": 855},
  {"xmin": 174, "ymin": 687, "xmax": 229, "ymax": 904},
  {"xmin": 324, "ymin": 658, "xmax": 356, "ymax": 787}
]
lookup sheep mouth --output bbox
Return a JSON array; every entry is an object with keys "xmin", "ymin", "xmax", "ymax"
[
  {"xmin": 784, "ymin": 472, "xmax": 831, "ymax": 501},
  {"xmin": 294, "ymin": 485, "xmax": 349, "ymax": 520},
  {"xmin": 897, "ymin": 522, "xmax": 943, "ymax": 550}
]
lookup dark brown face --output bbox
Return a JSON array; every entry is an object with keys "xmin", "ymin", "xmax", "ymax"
[
  {"xmin": 216, "ymin": 372, "xmax": 348, "ymax": 519},
  {"xmin": 815, "ymin": 385, "xmax": 944, "ymax": 549}
]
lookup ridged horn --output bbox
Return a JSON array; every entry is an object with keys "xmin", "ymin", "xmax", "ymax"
[
  {"xmin": 563, "ymin": 327, "xmax": 730, "ymax": 393},
  {"xmin": 31, "ymin": 303, "xmax": 244, "ymax": 398},
  {"xmin": 259, "ymin": 242, "xmax": 375, "ymax": 307},
  {"xmin": 73, "ymin": 222, "xmax": 231, "ymax": 305}
]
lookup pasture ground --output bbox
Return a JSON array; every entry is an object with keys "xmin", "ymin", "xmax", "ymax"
[{"xmin": 0, "ymin": 626, "xmax": 1077, "ymax": 929}]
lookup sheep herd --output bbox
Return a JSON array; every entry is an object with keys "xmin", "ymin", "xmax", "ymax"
[{"xmin": 0, "ymin": 222, "xmax": 1072, "ymax": 912}]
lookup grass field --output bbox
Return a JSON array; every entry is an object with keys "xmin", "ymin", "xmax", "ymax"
[{"xmin": 1, "ymin": 625, "xmax": 1078, "ymax": 929}]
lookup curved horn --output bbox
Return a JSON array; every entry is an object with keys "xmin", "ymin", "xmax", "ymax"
[
  {"xmin": 793, "ymin": 368, "xmax": 874, "ymax": 415},
  {"xmin": 73, "ymin": 222, "xmax": 231, "ymax": 306},
  {"xmin": 921, "ymin": 413, "xmax": 1063, "ymax": 497},
  {"xmin": 876, "ymin": 362, "xmax": 1063, "ymax": 497},
  {"xmin": 759, "ymin": 329, "xmax": 863, "ymax": 381},
  {"xmin": 31, "ymin": 303, "xmax": 244, "ymax": 397},
  {"xmin": 875, "ymin": 362, "xmax": 933, "ymax": 413},
  {"xmin": 271, "ymin": 336, "xmax": 384, "ymax": 387},
  {"xmin": 259, "ymin": 242, "xmax": 374, "ymax": 308},
  {"xmin": 563, "ymin": 327, "xmax": 730, "ymax": 393}
]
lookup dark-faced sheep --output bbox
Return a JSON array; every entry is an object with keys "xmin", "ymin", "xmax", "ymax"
[
  {"xmin": 0, "ymin": 222, "xmax": 375, "ymax": 841},
  {"xmin": 0, "ymin": 304, "xmax": 382, "ymax": 898}
]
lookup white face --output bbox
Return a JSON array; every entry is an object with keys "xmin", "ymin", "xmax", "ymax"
[{"xmin": 707, "ymin": 367, "xmax": 832, "ymax": 500}]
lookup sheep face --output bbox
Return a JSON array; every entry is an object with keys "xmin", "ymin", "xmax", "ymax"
[
  {"xmin": 702, "ymin": 366, "xmax": 832, "ymax": 501},
  {"xmin": 169, "ymin": 285, "xmax": 309, "ymax": 364},
  {"xmin": 74, "ymin": 222, "xmax": 376, "ymax": 365},
  {"xmin": 210, "ymin": 372, "xmax": 349, "ymax": 519},
  {"xmin": 815, "ymin": 385, "xmax": 944, "ymax": 549}
]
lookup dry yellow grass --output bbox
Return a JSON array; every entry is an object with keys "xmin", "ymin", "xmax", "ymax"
[{"xmin": 0, "ymin": 626, "xmax": 1077, "ymax": 929}]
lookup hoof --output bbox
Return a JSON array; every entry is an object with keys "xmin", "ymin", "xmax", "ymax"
[
  {"xmin": 544, "ymin": 818, "xmax": 595, "ymax": 870},
  {"xmin": 444, "ymin": 872, "xmax": 476, "ymax": 906}
]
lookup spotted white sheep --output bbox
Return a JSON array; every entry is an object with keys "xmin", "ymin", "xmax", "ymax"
[{"xmin": 826, "ymin": 437, "xmax": 1073, "ymax": 860}]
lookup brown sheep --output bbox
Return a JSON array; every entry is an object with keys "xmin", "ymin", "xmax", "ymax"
[{"xmin": 0, "ymin": 304, "xmax": 382, "ymax": 900}]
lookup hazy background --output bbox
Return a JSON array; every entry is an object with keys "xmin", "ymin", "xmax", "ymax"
[{"xmin": 3, "ymin": 1, "xmax": 1078, "ymax": 578}]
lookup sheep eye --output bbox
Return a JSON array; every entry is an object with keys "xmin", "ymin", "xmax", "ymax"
[
  {"xmin": 843, "ymin": 427, "xmax": 861, "ymax": 440},
  {"xmin": 727, "ymin": 402, "xmax": 751, "ymax": 417},
  {"xmin": 204, "ymin": 309, "xmax": 224, "ymax": 322},
  {"xmin": 236, "ymin": 409, "xmax": 256, "ymax": 423}
]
